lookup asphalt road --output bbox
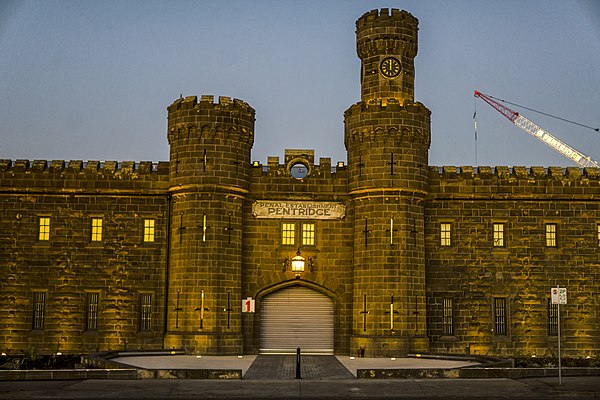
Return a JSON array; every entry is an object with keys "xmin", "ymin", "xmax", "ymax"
[{"xmin": 0, "ymin": 377, "xmax": 598, "ymax": 399}]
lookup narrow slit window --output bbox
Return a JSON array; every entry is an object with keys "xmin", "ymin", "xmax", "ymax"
[
  {"xmin": 32, "ymin": 292, "xmax": 46, "ymax": 330},
  {"xmin": 494, "ymin": 297, "xmax": 507, "ymax": 336},
  {"xmin": 493, "ymin": 223, "xmax": 504, "ymax": 247},
  {"xmin": 545, "ymin": 223, "xmax": 557, "ymax": 247},
  {"xmin": 548, "ymin": 299, "xmax": 558, "ymax": 336},
  {"xmin": 442, "ymin": 298, "xmax": 454, "ymax": 335},
  {"xmin": 91, "ymin": 218, "xmax": 103, "ymax": 242},
  {"xmin": 282, "ymin": 222, "xmax": 295, "ymax": 246},
  {"xmin": 440, "ymin": 223, "xmax": 451, "ymax": 246},
  {"xmin": 301, "ymin": 223, "xmax": 315, "ymax": 246},
  {"xmin": 86, "ymin": 292, "xmax": 99, "ymax": 331},
  {"xmin": 140, "ymin": 293, "xmax": 152, "ymax": 332},
  {"xmin": 39, "ymin": 217, "xmax": 50, "ymax": 241},
  {"xmin": 144, "ymin": 219, "xmax": 155, "ymax": 242}
]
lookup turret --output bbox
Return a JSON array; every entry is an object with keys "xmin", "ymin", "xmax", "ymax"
[
  {"xmin": 346, "ymin": 9, "xmax": 430, "ymax": 357},
  {"xmin": 356, "ymin": 8, "xmax": 419, "ymax": 104},
  {"xmin": 164, "ymin": 95, "xmax": 255, "ymax": 354}
]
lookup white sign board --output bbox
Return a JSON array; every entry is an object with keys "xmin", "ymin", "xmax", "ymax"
[
  {"xmin": 242, "ymin": 297, "xmax": 255, "ymax": 313},
  {"xmin": 551, "ymin": 287, "xmax": 567, "ymax": 305},
  {"xmin": 252, "ymin": 200, "xmax": 345, "ymax": 220}
]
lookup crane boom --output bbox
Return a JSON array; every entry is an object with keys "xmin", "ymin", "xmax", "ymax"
[{"xmin": 474, "ymin": 90, "xmax": 599, "ymax": 168}]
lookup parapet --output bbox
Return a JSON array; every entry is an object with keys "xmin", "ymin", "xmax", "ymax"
[
  {"xmin": 167, "ymin": 95, "xmax": 256, "ymax": 146},
  {"xmin": 167, "ymin": 95, "xmax": 255, "ymax": 115},
  {"xmin": 429, "ymin": 165, "xmax": 599, "ymax": 180},
  {"xmin": 356, "ymin": 8, "xmax": 418, "ymax": 59},
  {"xmin": 0, "ymin": 159, "xmax": 169, "ymax": 175},
  {"xmin": 344, "ymin": 99, "xmax": 431, "ymax": 147}
]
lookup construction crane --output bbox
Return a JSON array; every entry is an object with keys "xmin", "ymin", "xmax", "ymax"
[{"xmin": 474, "ymin": 90, "xmax": 599, "ymax": 168}]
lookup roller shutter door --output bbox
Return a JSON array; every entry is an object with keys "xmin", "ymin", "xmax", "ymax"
[{"xmin": 260, "ymin": 286, "xmax": 334, "ymax": 354}]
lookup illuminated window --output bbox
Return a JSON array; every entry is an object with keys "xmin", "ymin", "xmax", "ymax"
[
  {"xmin": 548, "ymin": 299, "xmax": 558, "ymax": 336},
  {"xmin": 32, "ymin": 292, "xmax": 46, "ymax": 330},
  {"xmin": 440, "ymin": 223, "xmax": 451, "ymax": 246},
  {"xmin": 144, "ymin": 219, "xmax": 155, "ymax": 242},
  {"xmin": 91, "ymin": 218, "xmax": 103, "ymax": 242},
  {"xmin": 545, "ymin": 223, "xmax": 557, "ymax": 247},
  {"xmin": 493, "ymin": 223, "xmax": 504, "ymax": 247},
  {"xmin": 282, "ymin": 222, "xmax": 296, "ymax": 245},
  {"xmin": 85, "ymin": 292, "xmax": 99, "ymax": 331},
  {"xmin": 442, "ymin": 298, "xmax": 454, "ymax": 335},
  {"xmin": 597, "ymin": 224, "xmax": 600, "ymax": 247},
  {"xmin": 140, "ymin": 293, "xmax": 152, "ymax": 332},
  {"xmin": 494, "ymin": 297, "xmax": 507, "ymax": 335},
  {"xmin": 38, "ymin": 217, "xmax": 50, "ymax": 241},
  {"xmin": 302, "ymin": 223, "xmax": 315, "ymax": 246}
]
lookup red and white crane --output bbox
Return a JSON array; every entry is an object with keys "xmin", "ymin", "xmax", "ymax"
[{"xmin": 474, "ymin": 90, "xmax": 599, "ymax": 168}]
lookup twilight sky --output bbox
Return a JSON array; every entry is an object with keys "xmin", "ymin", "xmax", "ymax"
[{"xmin": 1, "ymin": 0, "xmax": 599, "ymax": 168}]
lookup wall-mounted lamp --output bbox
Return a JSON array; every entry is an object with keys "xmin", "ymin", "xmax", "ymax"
[{"xmin": 282, "ymin": 248, "xmax": 314, "ymax": 278}]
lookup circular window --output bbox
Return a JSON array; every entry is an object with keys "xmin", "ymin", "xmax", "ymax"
[{"xmin": 290, "ymin": 162, "xmax": 309, "ymax": 180}]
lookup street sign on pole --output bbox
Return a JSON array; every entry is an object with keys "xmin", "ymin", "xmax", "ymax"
[
  {"xmin": 551, "ymin": 286, "xmax": 566, "ymax": 385},
  {"xmin": 551, "ymin": 287, "xmax": 567, "ymax": 305}
]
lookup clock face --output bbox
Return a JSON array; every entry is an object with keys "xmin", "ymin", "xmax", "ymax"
[{"xmin": 380, "ymin": 57, "xmax": 401, "ymax": 78}]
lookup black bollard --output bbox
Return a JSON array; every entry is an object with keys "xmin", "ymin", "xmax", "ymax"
[{"xmin": 295, "ymin": 347, "xmax": 301, "ymax": 379}]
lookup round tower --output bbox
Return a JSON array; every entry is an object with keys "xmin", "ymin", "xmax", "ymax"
[
  {"xmin": 164, "ymin": 95, "xmax": 255, "ymax": 354},
  {"xmin": 346, "ymin": 9, "xmax": 430, "ymax": 356}
]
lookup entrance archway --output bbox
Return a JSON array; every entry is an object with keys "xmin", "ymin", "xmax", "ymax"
[{"xmin": 259, "ymin": 286, "xmax": 334, "ymax": 354}]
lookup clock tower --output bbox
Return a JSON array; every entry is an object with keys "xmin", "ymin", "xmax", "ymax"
[{"xmin": 346, "ymin": 9, "xmax": 430, "ymax": 357}]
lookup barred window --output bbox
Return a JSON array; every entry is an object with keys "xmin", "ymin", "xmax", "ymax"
[
  {"xmin": 140, "ymin": 293, "xmax": 152, "ymax": 332},
  {"xmin": 302, "ymin": 223, "xmax": 315, "ymax": 246},
  {"xmin": 86, "ymin": 292, "xmax": 99, "ymax": 331},
  {"xmin": 494, "ymin": 297, "xmax": 507, "ymax": 335},
  {"xmin": 493, "ymin": 223, "xmax": 504, "ymax": 247},
  {"xmin": 282, "ymin": 222, "xmax": 296, "ymax": 245},
  {"xmin": 38, "ymin": 217, "xmax": 50, "ymax": 241},
  {"xmin": 545, "ymin": 223, "xmax": 557, "ymax": 247},
  {"xmin": 32, "ymin": 292, "xmax": 46, "ymax": 330},
  {"xmin": 91, "ymin": 218, "xmax": 103, "ymax": 242},
  {"xmin": 548, "ymin": 299, "xmax": 558, "ymax": 336},
  {"xmin": 440, "ymin": 223, "xmax": 451, "ymax": 246},
  {"xmin": 442, "ymin": 298, "xmax": 454, "ymax": 335},
  {"xmin": 144, "ymin": 219, "xmax": 155, "ymax": 242}
]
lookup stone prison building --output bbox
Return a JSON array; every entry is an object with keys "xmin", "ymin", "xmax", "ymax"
[{"xmin": 1, "ymin": 9, "xmax": 598, "ymax": 359}]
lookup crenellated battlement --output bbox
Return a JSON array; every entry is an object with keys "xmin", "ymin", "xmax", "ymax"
[
  {"xmin": 167, "ymin": 95, "xmax": 254, "ymax": 114},
  {"xmin": 167, "ymin": 95, "xmax": 255, "ymax": 146},
  {"xmin": 344, "ymin": 99, "xmax": 431, "ymax": 147},
  {"xmin": 428, "ymin": 165, "xmax": 600, "ymax": 198},
  {"xmin": 429, "ymin": 165, "xmax": 600, "ymax": 181},
  {"xmin": 356, "ymin": 8, "xmax": 418, "ymax": 59},
  {"xmin": 0, "ymin": 159, "xmax": 169, "ymax": 175}
]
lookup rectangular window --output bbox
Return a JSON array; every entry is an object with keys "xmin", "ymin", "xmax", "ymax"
[
  {"xmin": 32, "ymin": 292, "xmax": 46, "ymax": 330},
  {"xmin": 91, "ymin": 218, "xmax": 103, "ymax": 242},
  {"xmin": 548, "ymin": 299, "xmax": 558, "ymax": 336},
  {"xmin": 442, "ymin": 298, "xmax": 454, "ymax": 335},
  {"xmin": 38, "ymin": 217, "xmax": 50, "ymax": 241},
  {"xmin": 440, "ymin": 223, "xmax": 451, "ymax": 246},
  {"xmin": 140, "ymin": 293, "xmax": 152, "ymax": 332},
  {"xmin": 597, "ymin": 224, "xmax": 600, "ymax": 247},
  {"xmin": 493, "ymin": 223, "xmax": 504, "ymax": 247},
  {"xmin": 301, "ymin": 223, "xmax": 315, "ymax": 246},
  {"xmin": 545, "ymin": 223, "xmax": 557, "ymax": 247},
  {"xmin": 85, "ymin": 292, "xmax": 99, "ymax": 331},
  {"xmin": 282, "ymin": 222, "xmax": 296, "ymax": 245},
  {"xmin": 494, "ymin": 297, "xmax": 507, "ymax": 336},
  {"xmin": 143, "ymin": 219, "xmax": 155, "ymax": 242}
]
